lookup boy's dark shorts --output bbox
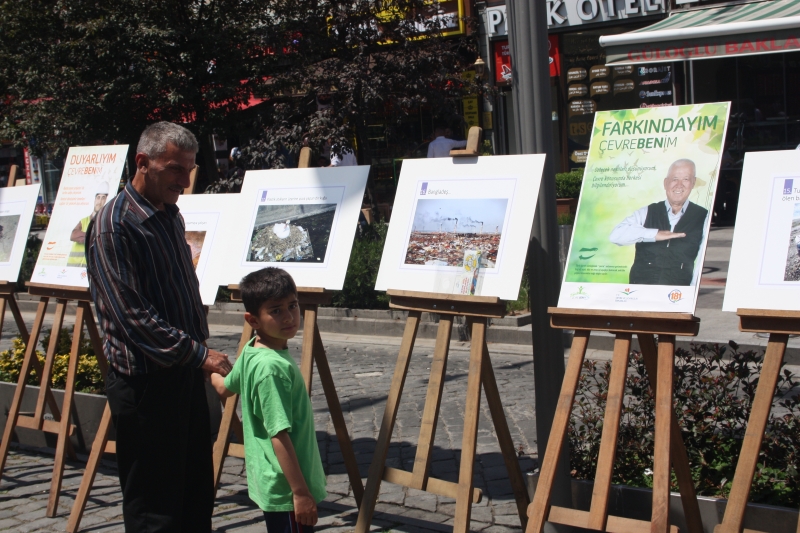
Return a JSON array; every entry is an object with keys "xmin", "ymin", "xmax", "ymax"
[{"xmin": 263, "ymin": 511, "xmax": 314, "ymax": 533}]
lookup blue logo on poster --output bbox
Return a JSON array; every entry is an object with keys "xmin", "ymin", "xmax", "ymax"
[
  {"xmin": 784, "ymin": 179, "xmax": 793, "ymax": 195},
  {"xmin": 420, "ymin": 182, "xmax": 428, "ymax": 195},
  {"xmin": 261, "ymin": 190, "xmax": 268, "ymax": 202}
]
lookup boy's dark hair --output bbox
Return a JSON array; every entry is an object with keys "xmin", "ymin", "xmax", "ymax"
[{"xmin": 240, "ymin": 268, "xmax": 297, "ymax": 314}]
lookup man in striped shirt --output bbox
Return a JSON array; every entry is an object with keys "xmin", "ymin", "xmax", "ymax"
[{"xmin": 86, "ymin": 122, "xmax": 232, "ymax": 532}]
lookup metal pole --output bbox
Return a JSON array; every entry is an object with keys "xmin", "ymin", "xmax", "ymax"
[{"xmin": 506, "ymin": 0, "xmax": 571, "ymax": 527}]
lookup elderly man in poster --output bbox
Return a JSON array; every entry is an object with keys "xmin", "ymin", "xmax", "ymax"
[
  {"xmin": 609, "ymin": 158, "xmax": 709, "ymax": 286},
  {"xmin": 86, "ymin": 122, "xmax": 231, "ymax": 532}
]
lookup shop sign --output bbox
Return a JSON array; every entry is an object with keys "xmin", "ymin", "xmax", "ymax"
[
  {"xmin": 608, "ymin": 30, "xmax": 800, "ymax": 64},
  {"xmin": 22, "ymin": 148, "xmax": 42, "ymax": 185},
  {"xmin": 463, "ymin": 96, "xmax": 480, "ymax": 129},
  {"xmin": 547, "ymin": 0, "xmax": 664, "ymax": 28},
  {"xmin": 492, "ymin": 36, "xmax": 560, "ymax": 84}
]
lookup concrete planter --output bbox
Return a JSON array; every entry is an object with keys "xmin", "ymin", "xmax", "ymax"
[
  {"xmin": 0, "ymin": 381, "xmax": 222, "ymax": 454},
  {"xmin": 526, "ymin": 473, "xmax": 800, "ymax": 532}
]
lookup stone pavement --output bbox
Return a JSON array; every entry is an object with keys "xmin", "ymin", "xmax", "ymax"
[{"xmin": 0, "ymin": 328, "xmax": 538, "ymax": 532}]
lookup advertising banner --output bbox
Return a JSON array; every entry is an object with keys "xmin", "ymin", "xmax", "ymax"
[
  {"xmin": 176, "ymin": 194, "xmax": 239, "ymax": 306},
  {"xmin": 0, "ymin": 184, "xmax": 41, "ymax": 283},
  {"xmin": 32, "ymin": 145, "xmax": 128, "ymax": 288},
  {"xmin": 558, "ymin": 102, "xmax": 730, "ymax": 313},
  {"xmin": 724, "ymin": 150, "xmax": 800, "ymax": 312},
  {"xmin": 220, "ymin": 166, "xmax": 369, "ymax": 290},
  {"xmin": 375, "ymin": 156, "xmax": 545, "ymax": 300}
]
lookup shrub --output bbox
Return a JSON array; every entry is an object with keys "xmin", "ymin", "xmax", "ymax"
[
  {"xmin": 330, "ymin": 221, "xmax": 390, "ymax": 310},
  {"xmin": 569, "ymin": 342, "xmax": 800, "ymax": 507},
  {"xmin": 555, "ymin": 169, "xmax": 584, "ymax": 199},
  {"xmin": 557, "ymin": 212, "xmax": 575, "ymax": 225},
  {"xmin": 16, "ymin": 234, "xmax": 42, "ymax": 290},
  {"xmin": 0, "ymin": 328, "xmax": 104, "ymax": 395}
]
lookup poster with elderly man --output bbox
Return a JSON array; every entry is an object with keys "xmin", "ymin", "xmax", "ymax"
[
  {"xmin": 33, "ymin": 145, "xmax": 128, "ymax": 288},
  {"xmin": 558, "ymin": 102, "xmax": 730, "ymax": 313}
]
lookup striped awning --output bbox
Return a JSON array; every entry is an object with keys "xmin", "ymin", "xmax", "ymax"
[{"xmin": 600, "ymin": 0, "xmax": 800, "ymax": 65}]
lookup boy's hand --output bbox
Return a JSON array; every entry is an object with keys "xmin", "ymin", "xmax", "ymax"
[{"xmin": 293, "ymin": 492, "xmax": 318, "ymax": 526}]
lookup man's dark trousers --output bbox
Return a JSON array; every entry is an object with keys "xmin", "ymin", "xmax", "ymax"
[{"xmin": 106, "ymin": 365, "xmax": 214, "ymax": 532}]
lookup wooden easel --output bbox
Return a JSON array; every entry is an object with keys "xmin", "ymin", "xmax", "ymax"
[
  {"xmin": 354, "ymin": 290, "xmax": 530, "ymax": 533},
  {"xmin": 211, "ymin": 285, "xmax": 365, "ymax": 506},
  {"xmin": 715, "ymin": 309, "xmax": 800, "ymax": 533},
  {"xmin": 0, "ymin": 282, "xmax": 105, "ymax": 518},
  {"xmin": 526, "ymin": 308, "xmax": 705, "ymax": 533}
]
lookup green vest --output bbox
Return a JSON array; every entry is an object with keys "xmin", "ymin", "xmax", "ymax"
[{"xmin": 68, "ymin": 216, "xmax": 92, "ymax": 267}]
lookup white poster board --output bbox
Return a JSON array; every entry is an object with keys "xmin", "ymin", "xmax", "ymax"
[
  {"xmin": 220, "ymin": 166, "xmax": 370, "ymax": 289},
  {"xmin": 723, "ymin": 150, "xmax": 800, "ymax": 312},
  {"xmin": 0, "ymin": 184, "xmax": 41, "ymax": 282},
  {"xmin": 32, "ymin": 145, "xmax": 128, "ymax": 288},
  {"xmin": 176, "ymin": 193, "xmax": 239, "ymax": 306},
  {"xmin": 374, "ymin": 156, "xmax": 545, "ymax": 300}
]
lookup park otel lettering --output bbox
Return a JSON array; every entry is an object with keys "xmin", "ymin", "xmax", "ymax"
[{"xmin": 627, "ymin": 35, "xmax": 800, "ymax": 62}]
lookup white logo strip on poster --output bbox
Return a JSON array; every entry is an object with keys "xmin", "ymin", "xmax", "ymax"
[
  {"xmin": 32, "ymin": 145, "xmax": 129, "ymax": 288},
  {"xmin": 375, "ymin": 156, "xmax": 545, "ymax": 300},
  {"xmin": 723, "ymin": 150, "xmax": 800, "ymax": 312},
  {"xmin": 0, "ymin": 184, "xmax": 42, "ymax": 283},
  {"xmin": 557, "ymin": 103, "xmax": 730, "ymax": 313},
  {"xmin": 219, "ymin": 166, "xmax": 369, "ymax": 290},
  {"xmin": 176, "ymin": 194, "xmax": 239, "ymax": 306}
]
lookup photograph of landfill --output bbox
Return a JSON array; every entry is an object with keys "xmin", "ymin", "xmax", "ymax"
[
  {"xmin": 248, "ymin": 203, "xmax": 337, "ymax": 263},
  {"xmin": 404, "ymin": 198, "xmax": 508, "ymax": 268},
  {"xmin": 784, "ymin": 202, "xmax": 800, "ymax": 281},
  {"xmin": 184, "ymin": 231, "xmax": 206, "ymax": 270},
  {"xmin": 0, "ymin": 214, "xmax": 20, "ymax": 263}
]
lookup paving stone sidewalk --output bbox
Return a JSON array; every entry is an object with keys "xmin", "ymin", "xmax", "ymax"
[{"xmin": 0, "ymin": 327, "xmax": 539, "ymax": 532}]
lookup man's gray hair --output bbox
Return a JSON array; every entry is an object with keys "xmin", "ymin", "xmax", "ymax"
[
  {"xmin": 668, "ymin": 158, "xmax": 696, "ymax": 178},
  {"xmin": 137, "ymin": 122, "xmax": 199, "ymax": 158}
]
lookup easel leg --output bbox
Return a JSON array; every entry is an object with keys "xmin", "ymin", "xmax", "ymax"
[
  {"xmin": 0, "ymin": 298, "xmax": 49, "ymax": 478},
  {"xmin": 526, "ymin": 330, "xmax": 590, "ymax": 533},
  {"xmin": 34, "ymin": 299, "xmax": 68, "ymax": 424},
  {"xmin": 311, "ymin": 326, "xmax": 364, "ymax": 506},
  {"xmin": 411, "ymin": 316, "xmax": 452, "ymax": 489},
  {"xmin": 652, "ymin": 334, "xmax": 676, "ymax": 533},
  {"xmin": 354, "ymin": 311, "xmax": 421, "ymax": 533},
  {"xmin": 481, "ymin": 344, "xmax": 529, "ymax": 528},
  {"xmin": 66, "ymin": 402, "xmax": 112, "ymax": 533},
  {"xmin": 453, "ymin": 318, "xmax": 487, "ymax": 533},
  {"xmin": 47, "ymin": 302, "xmax": 85, "ymax": 516},
  {"xmin": 7, "ymin": 295, "xmax": 30, "ymax": 344},
  {"xmin": 587, "ymin": 333, "xmax": 631, "ymax": 530},
  {"xmin": 715, "ymin": 333, "xmax": 788, "ymax": 533},
  {"xmin": 300, "ymin": 306, "xmax": 316, "ymax": 394},
  {"xmin": 640, "ymin": 333, "xmax": 703, "ymax": 533}
]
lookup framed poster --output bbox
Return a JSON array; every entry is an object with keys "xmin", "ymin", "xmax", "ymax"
[
  {"xmin": 723, "ymin": 150, "xmax": 800, "ymax": 312},
  {"xmin": 0, "ymin": 184, "xmax": 41, "ymax": 282},
  {"xmin": 176, "ymin": 193, "xmax": 239, "ymax": 306},
  {"xmin": 558, "ymin": 103, "xmax": 730, "ymax": 313},
  {"xmin": 32, "ymin": 145, "xmax": 128, "ymax": 288},
  {"xmin": 375, "ymin": 156, "xmax": 546, "ymax": 300},
  {"xmin": 220, "ymin": 166, "xmax": 369, "ymax": 289}
]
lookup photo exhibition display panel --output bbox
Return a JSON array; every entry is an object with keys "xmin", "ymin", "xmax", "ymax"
[
  {"xmin": 374, "ymin": 155, "xmax": 546, "ymax": 300},
  {"xmin": 0, "ymin": 184, "xmax": 41, "ymax": 283}
]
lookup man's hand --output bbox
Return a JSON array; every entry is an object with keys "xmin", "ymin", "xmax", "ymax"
[
  {"xmin": 293, "ymin": 492, "xmax": 318, "ymax": 526},
  {"xmin": 201, "ymin": 349, "xmax": 232, "ymax": 376},
  {"xmin": 655, "ymin": 230, "xmax": 686, "ymax": 241}
]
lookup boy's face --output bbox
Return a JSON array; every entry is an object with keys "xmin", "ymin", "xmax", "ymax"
[{"xmin": 245, "ymin": 293, "xmax": 300, "ymax": 348}]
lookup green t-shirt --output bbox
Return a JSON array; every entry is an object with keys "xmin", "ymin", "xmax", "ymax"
[{"xmin": 224, "ymin": 339, "xmax": 327, "ymax": 511}]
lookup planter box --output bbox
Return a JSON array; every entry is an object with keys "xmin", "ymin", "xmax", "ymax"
[
  {"xmin": 556, "ymin": 197, "xmax": 578, "ymax": 217},
  {"xmin": 527, "ymin": 473, "xmax": 800, "ymax": 533},
  {"xmin": 0, "ymin": 381, "xmax": 222, "ymax": 454}
]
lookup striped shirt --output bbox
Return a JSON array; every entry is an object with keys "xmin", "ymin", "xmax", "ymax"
[{"xmin": 86, "ymin": 183, "xmax": 209, "ymax": 376}]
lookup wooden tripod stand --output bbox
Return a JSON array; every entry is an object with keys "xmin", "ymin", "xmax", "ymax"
[
  {"xmin": 715, "ymin": 309, "xmax": 800, "ymax": 533},
  {"xmin": 526, "ymin": 308, "xmax": 705, "ymax": 533},
  {"xmin": 0, "ymin": 282, "xmax": 105, "ymax": 518},
  {"xmin": 354, "ymin": 290, "xmax": 530, "ymax": 533},
  {"xmin": 211, "ymin": 285, "xmax": 364, "ymax": 506}
]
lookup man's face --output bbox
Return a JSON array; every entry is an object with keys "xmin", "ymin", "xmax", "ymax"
[
  {"xmin": 663, "ymin": 163, "xmax": 695, "ymax": 206},
  {"xmin": 93, "ymin": 193, "xmax": 108, "ymax": 214},
  {"xmin": 135, "ymin": 143, "xmax": 196, "ymax": 209}
]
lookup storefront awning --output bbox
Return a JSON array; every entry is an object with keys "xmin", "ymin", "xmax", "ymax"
[{"xmin": 600, "ymin": 0, "xmax": 800, "ymax": 65}]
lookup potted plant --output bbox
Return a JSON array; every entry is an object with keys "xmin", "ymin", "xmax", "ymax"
[{"xmin": 555, "ymin": 168, "xmax": 584, "ymax": 217}]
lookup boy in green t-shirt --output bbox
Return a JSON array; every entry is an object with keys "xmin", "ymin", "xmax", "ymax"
[{"xmin": 210, "ymin": 267, "xmax": 326, "ymax": 532}]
